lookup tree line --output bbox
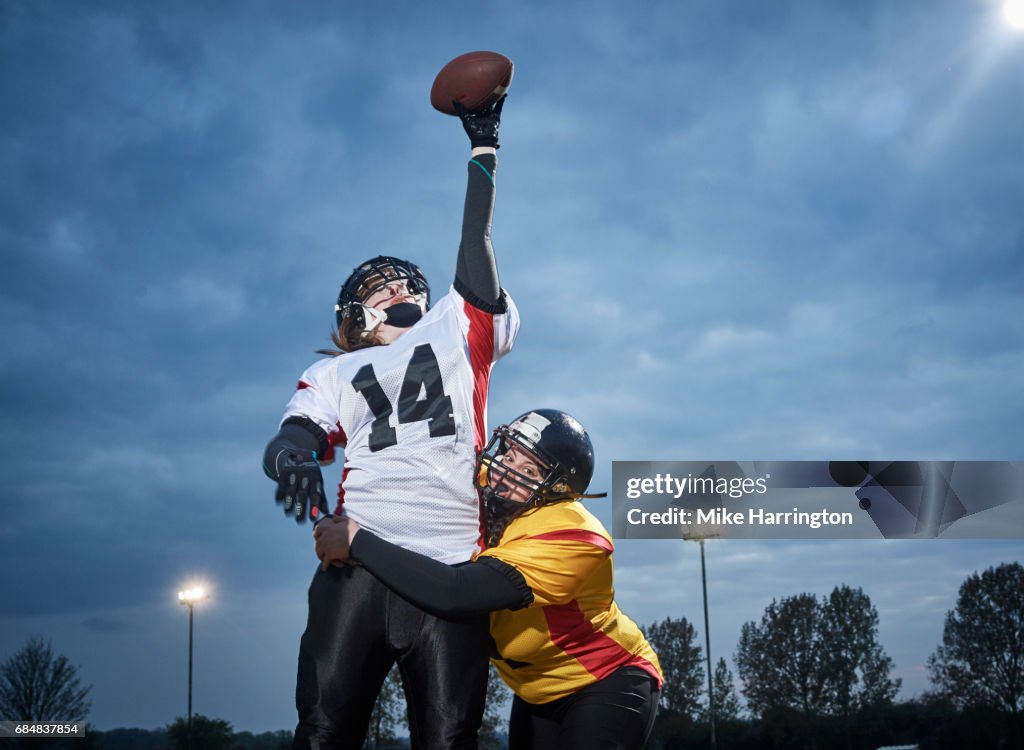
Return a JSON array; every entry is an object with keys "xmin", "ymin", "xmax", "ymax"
[
  {"xmin": 1, "ymin": 561, "xmax": 1021, "ymax": 749},
  {"xmin": 644, "ymin": 561, "xmax": 1023, "ymax": 750}
]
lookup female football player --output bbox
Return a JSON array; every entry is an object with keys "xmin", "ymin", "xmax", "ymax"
[
  {"xmin": 262, "ymin": 98, "xmax": 518, "ymax": 750},
  {"xmin": 314, "ymin": 409, "xmax": 663, "ymax": 750}
]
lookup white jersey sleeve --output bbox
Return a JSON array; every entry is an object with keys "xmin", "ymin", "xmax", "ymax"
[
  {"xmin": 491, "ymin": 291, "xmax": 519, "ymax": 362},
  {"xmin": 280, "ymin": 358, "xmax": 345, "ymax": 458},
  {"xmin": 447, "ymin": 285, "xmax": 520, "ymax": 360}
]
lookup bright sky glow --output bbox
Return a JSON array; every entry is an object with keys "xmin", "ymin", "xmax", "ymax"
[{"xmin": 1003, "ymin": 0, "xmax": 1024, "ymax": 29}]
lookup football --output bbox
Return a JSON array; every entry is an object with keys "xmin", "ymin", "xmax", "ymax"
[{"xmin": 430, "ymin": 51, "xmax": 514, "ymax": 116}]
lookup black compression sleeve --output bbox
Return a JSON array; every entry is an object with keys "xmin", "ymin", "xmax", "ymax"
[
  {"xmin": 350, "ymin": 529, "xmax": 533, "ymax": 618},
  {"xmin": 455, "ymin": 154, "xmax": 505, "ymax": 312}
]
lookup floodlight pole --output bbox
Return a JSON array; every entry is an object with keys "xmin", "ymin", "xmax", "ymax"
[
  {"xmin": 178, "ymin": 587, "xmax": 207, "ymax": 750},
  {"xmin": 187, "ymin": 603, "xmax": 194, "ymax": 737},
  {"xmin": 683, "ymin": 533, "xmax": 718, "ymax": 750},
  {"xmin": 698, "ymin": 538, "xmax": 717, "ymax": 750}
]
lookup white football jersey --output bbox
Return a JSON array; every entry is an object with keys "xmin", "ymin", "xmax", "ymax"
[{"xmin": 282, "ymin": 286, "xmax": 520, "ymax": 563}]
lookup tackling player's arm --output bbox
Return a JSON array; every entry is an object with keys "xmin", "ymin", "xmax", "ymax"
[
  {"xmin": 315, "ymin": 520, "xmax": 533, "ymax": 617},
  {"xmin": 454, "ymin": 98, "xmax": 506, "ymax": 313}
]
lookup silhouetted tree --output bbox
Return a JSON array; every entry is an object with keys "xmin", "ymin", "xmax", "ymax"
[
  {"xmin": 928, "ymin": 561, "xmax": 1024, "ymax": 750},
  {"xmin": 712, "ymin": 657, "xmax": 742, "ymax": 722},
  {"xmin": 0, "ymin": 637, "xmax": 91, "ymax": 722},
  {"xmin": 364, "ymin": 666, "xmax": 405, "ymax": 749},
  {"xmin": 230, "ymin": 729, "xmax": 291, "ymax": 749},
  {"xmin": 645, "ymin": 616, "xmax": 705, "ymax": 719},
  {"xmin": 820, "ymin": 585, "xmax": 900, "ymax": 714},
  {"xmin": 167, "ymin": 714, "xmax": 233, "ymax": 750},
  {"xmin": 736, "ymin": 585, "xmax": 899, "ymax": 748},
  {"xmin": 737, "ymin": 593, "xmax": 825, "ymax": 720},
  {"xmin": 480, "ymin": 664, "xmax": 512, "ymax": 750},
  {"xmin": 88, "ymin": 726, "xmax": 168, "ymax": 750}
]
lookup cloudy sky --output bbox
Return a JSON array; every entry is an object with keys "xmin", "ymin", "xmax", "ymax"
[{"xmin": 1, "ymin": 0, "xmax": 1022, "ymax": 733}]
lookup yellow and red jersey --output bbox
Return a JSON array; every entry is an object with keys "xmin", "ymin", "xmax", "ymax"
[{"xmin": 477, "ymin": 501, "xmax": 663, "ymax": 704}]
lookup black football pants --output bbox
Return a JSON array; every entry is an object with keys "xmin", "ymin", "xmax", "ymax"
[
  {"xmin": 293, "ymin": 563, "xmax": 490, "ymax": 750},
  {"xmin": 508, "ymin": 666, "xmax": 660, "ymax": 750}
]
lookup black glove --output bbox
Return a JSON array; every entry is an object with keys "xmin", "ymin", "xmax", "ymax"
[
  {"xmin": 263, "ymin": 419, "xmax": 329, "ymax": 524},
  {"xmin": 454, "ymin": 95, "xmax": 505, "ymax": 149},
  {"xmin": 274, "ymin": 450, "xmax": 325, "ymax": 520}
]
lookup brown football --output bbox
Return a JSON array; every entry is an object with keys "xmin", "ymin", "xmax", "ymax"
[{"xmin": 430, "ymin": 51, "xmax": 514, "ymax": 116}]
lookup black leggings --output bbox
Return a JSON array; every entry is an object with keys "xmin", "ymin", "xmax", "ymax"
[
  {"xmin": 508, "ymin": 666, "xmax": 659, "ymax": 750},
  {"xmin": 293, "ymin": 564, "xmax": 490, "ymax": 750}
]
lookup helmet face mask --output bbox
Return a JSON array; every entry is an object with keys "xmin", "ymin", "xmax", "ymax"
[
  {"xmin": 477, "ymin": 409, "xmax": 600, "ymax": 547},
  {"xmin": 335, "ymin": 256, "xmax": 430, "ymax": 330},
  {"xmin": 478, "ymin": 431, "xmax": 572, "ymax": 506}
]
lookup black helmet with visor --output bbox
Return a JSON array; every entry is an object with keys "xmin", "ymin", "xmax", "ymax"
[{"xmin": 478, "ymin": 409, "xmax": 607, "ymax": 546}]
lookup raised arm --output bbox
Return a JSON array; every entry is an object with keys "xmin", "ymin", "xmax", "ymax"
[{"xmin": 454, "ymin": 98, "xmax": 505, "ymax": 312}]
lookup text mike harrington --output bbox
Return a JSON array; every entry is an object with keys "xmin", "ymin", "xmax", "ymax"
[{"xmin": 623, "ymin": 473, "xmax": 855, "ymax": 530}]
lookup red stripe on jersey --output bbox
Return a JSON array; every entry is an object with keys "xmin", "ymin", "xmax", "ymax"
[
  {"xmin": 528, "ymin": 530, "xmax": 614, "ymax": 554},
  {"xmin": 335, "ymin": 465, "xmax": 350, "ymax": 516},
  {"xmin": 318, "ymin": 422, "xmax": 346, "ymax": 462},
  {"xmin": 463, "ymin": 301, "xmax": 495, "ymax": 452},
  {"xmin": 297, "ymin": 380, "xmax": 312, "ymax": 390},
  {"xmin": 543, "ymin": 600, "xmax": 664, "ymax": 687},
  {"xmin": 464, "ymin": 300, "xmax": 495, "ymax": 549}
]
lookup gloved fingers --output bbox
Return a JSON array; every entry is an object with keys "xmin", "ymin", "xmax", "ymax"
[
  {"xmin": 294, "ymin": 474, "xmax": 311, "ymax": 524},
  {"xmin": 283, "ymin": 472, "xmax": 297, "ymax": 516},
  {"xmin": 453, "ymin": 96, "xmax": 504, "ymax": 118},
  {"xmin": 491, "ymin": 94, "xmax": 506, "ymax": 118},
  {"xmin": 310, "ymin": 481, "xmax": 328, "ymax": 521}
]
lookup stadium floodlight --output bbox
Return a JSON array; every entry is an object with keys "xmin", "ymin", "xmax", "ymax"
[
  {"xmin": 178, "ymin": 587, "xmax": 206, "ymax": 604},
  {"xmin": 177, "ymin": 584, "xmax": 210, "ymax": 744}
]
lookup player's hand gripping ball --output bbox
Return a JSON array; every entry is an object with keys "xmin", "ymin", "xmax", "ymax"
[
  {"xmin": 454, "ymin": 96, "xmax": 505, "ymax": 149},
  {"xmin": 430, "ymin": 50, "xmax": 513, "ymax": 116},
  {"xmin": 271, "ymin": 448, "xmax": 327, "ymax": 524}
]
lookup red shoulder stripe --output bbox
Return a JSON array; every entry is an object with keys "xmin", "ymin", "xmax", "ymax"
[
  {"xmin": 528, "ymin": 529, "xmax": 614, "ymax": 554},
  {"xmin": 464, "ymin": 299, "xmax": 495, "ymax": 549},
  {"xmin": 463, "ymin": 300, "xmax": 495, "ymax": 453}
]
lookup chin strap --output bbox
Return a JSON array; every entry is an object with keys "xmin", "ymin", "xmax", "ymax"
[
  {"xmin": 383, "ymin": 302, "xmax": 423, "ymax": 328},
  {"xmin": 336, "ymin": 302, "xmax": 424, "ymax": 341},
  {"xmin": 483, "ymin": 490, "xmax": 524, "ymax": 548}
]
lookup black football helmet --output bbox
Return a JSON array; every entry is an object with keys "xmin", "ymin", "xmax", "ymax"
[
  {"xmin": 334, "ymin": 255, "xmax": 430, "ymax": 329},
  {"xmin": 477, "ymin": 409, "xmax": 606, "ymax": 507}
]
